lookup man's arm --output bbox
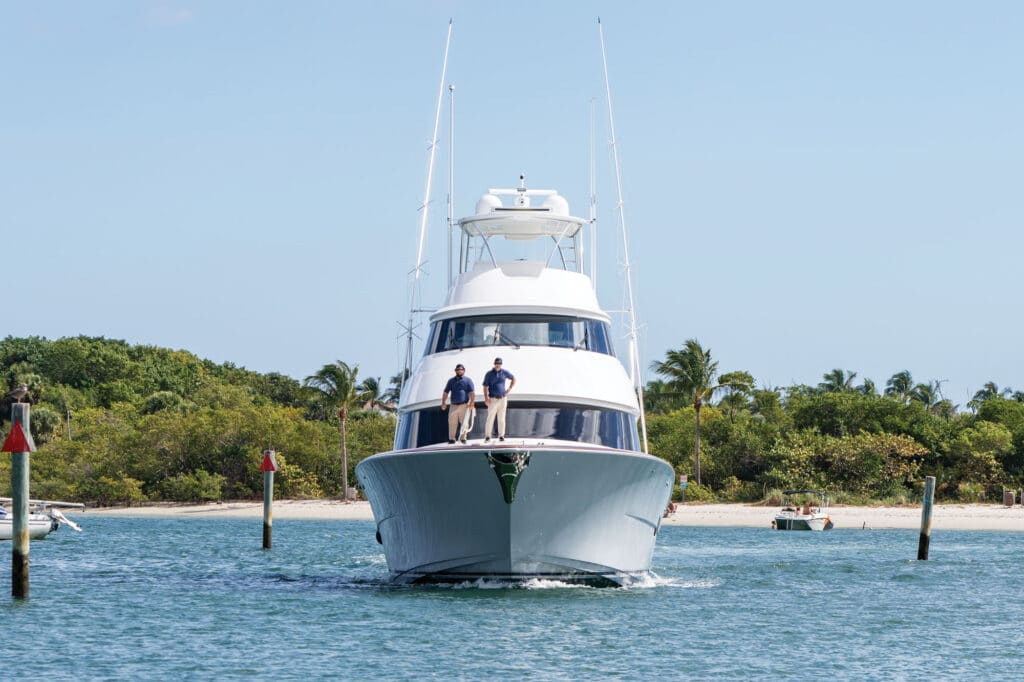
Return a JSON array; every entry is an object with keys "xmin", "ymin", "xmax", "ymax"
[
  {"xmin": 506, "ymin": 374, "xmax": 516, "ymax": 395},
  {"xmin": 441, "ymin": 379, "xmax": 450, "ymax": 410}
]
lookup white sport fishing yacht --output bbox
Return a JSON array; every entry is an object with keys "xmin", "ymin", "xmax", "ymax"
[
  {"xmin": 357, "ymin": 22, "xmax": 671, "ymax": 585},
  {"xmin": 357, "ymin": 180, "xmax": 674, "ymax": 585}
]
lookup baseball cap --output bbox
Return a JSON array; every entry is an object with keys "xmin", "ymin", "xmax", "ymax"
[{"xmin": 494, "ymin": 357, "xmax": 502, "ymax": 364}]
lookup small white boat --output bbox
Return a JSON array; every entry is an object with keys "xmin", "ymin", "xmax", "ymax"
[
  {"xmin": 773, "ymin": 490, "xmax": 834, "ymax": 531},
  {"xmin": 0, "ymin": 498, "xmax": 83, "ymax": 540}
]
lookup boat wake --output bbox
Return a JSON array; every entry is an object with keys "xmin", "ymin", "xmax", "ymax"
[
  {"xmin": 263, "ymin": 571, "xmax": 716, "ymax": 592},
  {"xmin": 626, "ymin": 574, "xmax": 720, "ymax": 590}
]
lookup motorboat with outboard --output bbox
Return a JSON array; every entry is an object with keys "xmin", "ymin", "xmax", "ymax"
[
  {"xmin": 0, "ymin": 497, "xmax": 83, "ymax": 540},
  {"xmin": 773, "ymin": 490, "xmax": 834, "ymax": 531}
]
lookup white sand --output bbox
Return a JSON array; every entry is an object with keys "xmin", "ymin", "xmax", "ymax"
[
  {"xmin": 85, "ymin": 500, "xmax": 1024, "ymax": 531},
  {"xmin": 87, "ymin": 499, "xmax": 374, "ymax": 520},
  {"xmin": 663, "ymin": 502, "xmax": 1024, "ymax": 531}
]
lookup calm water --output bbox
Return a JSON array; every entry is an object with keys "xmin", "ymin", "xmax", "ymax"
[{"xmin": 3, "ymin": 517, "xmax": 1022, "ymax": 679}]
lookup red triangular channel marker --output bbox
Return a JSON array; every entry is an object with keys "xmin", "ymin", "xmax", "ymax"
[
  {"xmin": 260, "ymin": 452, "xmax": 277, "ymax": 472},
  {"xmin": 2, "ymin": 420, "xmax": 33, "ymax": 453}
]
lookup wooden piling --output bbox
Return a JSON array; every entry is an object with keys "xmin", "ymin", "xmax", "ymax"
[
  {"xmin": 261, "ymin": 450, "xmax": 276, "ymax": 550},
  {"xmin": 9, "ymin": 403, "xmax": 33, "ymax": 598},
  {"xmin": 917, "ymin": 475, "xmax": 936, "ymax": 561}
]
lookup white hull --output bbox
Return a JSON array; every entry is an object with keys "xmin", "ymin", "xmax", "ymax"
[
  {"xmin": 774, "ymin": 512, "xmax": 832, "ymax": 531},
  {"xmin": 357, "ymin": 443, "xmax": 674, "ymax": 585},
  {"xmin": 0, "ymin": 514, "xmax": 58, "ymax": 540}
]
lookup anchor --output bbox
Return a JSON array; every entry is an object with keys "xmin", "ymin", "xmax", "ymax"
[{"xmin": 487, "ymin": 450, "xmax": 531, "ymax": 504}]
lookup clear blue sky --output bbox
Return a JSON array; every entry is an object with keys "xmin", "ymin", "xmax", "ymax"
[{"xmin": 3, "ymin": 2, "xmax": 1022, "ymax": 408}]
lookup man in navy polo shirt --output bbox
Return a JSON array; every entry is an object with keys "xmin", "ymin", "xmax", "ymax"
[
  {"xmin": 441, "ymin": 363, "xmax": 475, "ymax": 444},
  {"xmin": 482, "ymin": 357, "xmax": 516, "ymax": 442}
]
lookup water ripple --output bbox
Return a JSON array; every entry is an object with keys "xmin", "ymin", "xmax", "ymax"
[{"xmin": 3, "ymin": 519, "xmax": 1022, "ymax": 679}]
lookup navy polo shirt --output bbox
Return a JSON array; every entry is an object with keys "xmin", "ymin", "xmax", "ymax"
[
  {"xmin": 444, "ymin": 375, "xmax": 475, "ymax": 404},
  {"xmin": 482, "ymin": 368, "xmax": 514, "ymax": 398}
]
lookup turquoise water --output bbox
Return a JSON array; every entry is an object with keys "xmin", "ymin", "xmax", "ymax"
[{"xmin": 4, "ymin": 518, "xmax": 1022, "ymax": 679}]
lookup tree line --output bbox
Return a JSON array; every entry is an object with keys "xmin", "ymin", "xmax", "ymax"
[
  {"xmin": 646, "ymin": 339, "xmax": 1024, "ymax": 503},
  {"xmin": 0, "ymin": 336, "xmax": 397, "ymax": 504},
  {"xmin": 1, "ymin": 335, "xmax": 1020, "ymax": 505}
]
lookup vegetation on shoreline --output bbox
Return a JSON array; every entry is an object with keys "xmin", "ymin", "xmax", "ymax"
[
  {"xmin": 1, "ymin": 335, "xmax": 1022, "ymax": 505},
  {"xmin": 647, "ymin": 340, "xmax": 1024, "ymax": 504},
  {"xmin": 0, "ymin": 336, "xmax": 392, "ymax": 504}
]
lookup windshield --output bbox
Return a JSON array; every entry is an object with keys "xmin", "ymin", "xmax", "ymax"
[
  {"xmin": 395, "ymin": 401, "xmax": 639, "ymax": 450},
  {"xmin": 428, "ymin": 315, "xmax": 614, "ymax": 356}
]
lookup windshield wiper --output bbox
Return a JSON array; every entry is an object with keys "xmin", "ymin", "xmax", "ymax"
[
  {"xmin": 447, "ymin": 328, "xmax": 462, "ymax": 351},
  {"xmin": 493, "ymin": 328, "xmax": 521, "ymax": 349}
]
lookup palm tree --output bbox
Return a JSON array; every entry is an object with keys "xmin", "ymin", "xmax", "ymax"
[
  {"xmin": 818, "ymin": 369, "xmax": 857, "ymax": 393},
  {"xmin": 383, "ymin": 368, "xmax": 409, "ymax": 407},
  {"xmin": 910, "ymin": 380, "xmax": 945, "ymax": 414},
  {"xmin": 717, "ymin": 371, "xmax": 755, "ymax": 422},
  {"xmin": 643, "ymin": 379, "xmax": 685, "ymax": 413},
  {"xmin": 357, "ymin": 376, "xmax": 391, "ymax": 412},
  {"xmin": 885, "ymin": 370, "xmax": 914, "ymax": 403},
  {"xmin": 651, "ymin": 339, "xmax": 752, "ymax": 485},
  {"xmin": 857, "ymin": 378, "xmax": 878, "ymax": 396},
  {"xmin": 969, "ymin": 381, "xmax": 1011, "ymax": 411},
  {"xmin": 305, "ymin": 361, "xmax": 369, "ymax": 502}
]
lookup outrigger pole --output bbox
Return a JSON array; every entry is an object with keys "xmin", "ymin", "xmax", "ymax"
[
  {"xmin": 598, "ymin": 18, "xmax": 649, "ymax": 453},
  {"xmin": 448, "ymin": 83, "xmax": 455, "ymax": 288},
  {"xmin": 403, "ymin": 20, "xmax": 453, "ymax": 395},
  {"xmin": 589, "ymin": 97, "xmax": 597, "ymax": 290}
]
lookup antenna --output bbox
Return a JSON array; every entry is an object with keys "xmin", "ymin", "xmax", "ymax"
[
  {"xmin": 599, "ymin": 18, "xmax": 648, "ymax": 453},
  {"xmin": 404, "ymin": 19, "xmax": 453, "ymax": 396}
]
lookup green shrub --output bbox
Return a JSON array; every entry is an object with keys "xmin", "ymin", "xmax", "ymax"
[
  {"xmin": 680, "ymin": 482, "xmax": 714, "ymax": 502},
  {"xmin": 276, "ymin": 460, "xmax": 323, "ymax": 498},
  {"xmin": 158, "ymin": 470, "xmax": 226, "ymax": 502},
  {"xmin": 76, "ymin": 475, "xmax": 147, "ymax": 505},
  {"xmin": 718, "ymin": 476, "xmax": 762, "ymax": 502},
  {"xmin": 957, "ymin": 481, "xmax": 985, "ymax": 503}
]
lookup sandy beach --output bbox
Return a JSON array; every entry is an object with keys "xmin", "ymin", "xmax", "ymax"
[{"xmin": 84, "ymin": 499, "xmax": 1024, "ymax": 531}]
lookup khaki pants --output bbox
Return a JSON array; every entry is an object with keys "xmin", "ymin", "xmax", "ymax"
[
  {"xmin": 485, "ymin": 396, "xmax": 508, "ymax": 438},
  {"xmin": 448, "ymin": 403, "xmax": 469, "ymax": 440}
]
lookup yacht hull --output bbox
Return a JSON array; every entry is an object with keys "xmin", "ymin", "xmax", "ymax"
[{"xmin": 357, "ymin": 445, "xmax": 674, "ymax": 585}]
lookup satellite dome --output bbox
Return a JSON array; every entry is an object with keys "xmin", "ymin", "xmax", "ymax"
[
  {"xmin": 475, "ymin": 194, "xmax": 503, "ymax": 214},
  {"xmin": 542, "ymin": 194, "xmax": 569, "ymax": 216}
]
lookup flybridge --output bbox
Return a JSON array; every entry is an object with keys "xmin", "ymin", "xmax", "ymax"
[{"xmin": 457, "ymin": 176, "xmax": 589, "ymax": 274}]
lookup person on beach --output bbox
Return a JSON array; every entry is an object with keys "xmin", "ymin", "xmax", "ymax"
[
  {"xmin": 440, "ymin": 364, "xmax": 475, "ymax": 444},
  {"xmin": 482, "ymin": 357, "xmax": 515, "ymax": 443}
]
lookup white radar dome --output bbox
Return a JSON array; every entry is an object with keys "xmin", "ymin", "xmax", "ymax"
[
  {"xmin": 475, "ymin": 194, "xmax": 503, "ymax": 214},
  {"xmin": 542, "ymin": 194, "xmax": 570, "ymax": 216}
]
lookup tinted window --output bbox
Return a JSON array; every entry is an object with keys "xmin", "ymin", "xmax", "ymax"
[
  {"xmin": 394, "ymin": 401, "xmax": 639, "ymax": 451},
  {"xmin": 428, "ymin": 315, "xmax": 614, "ymax": 356}
]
